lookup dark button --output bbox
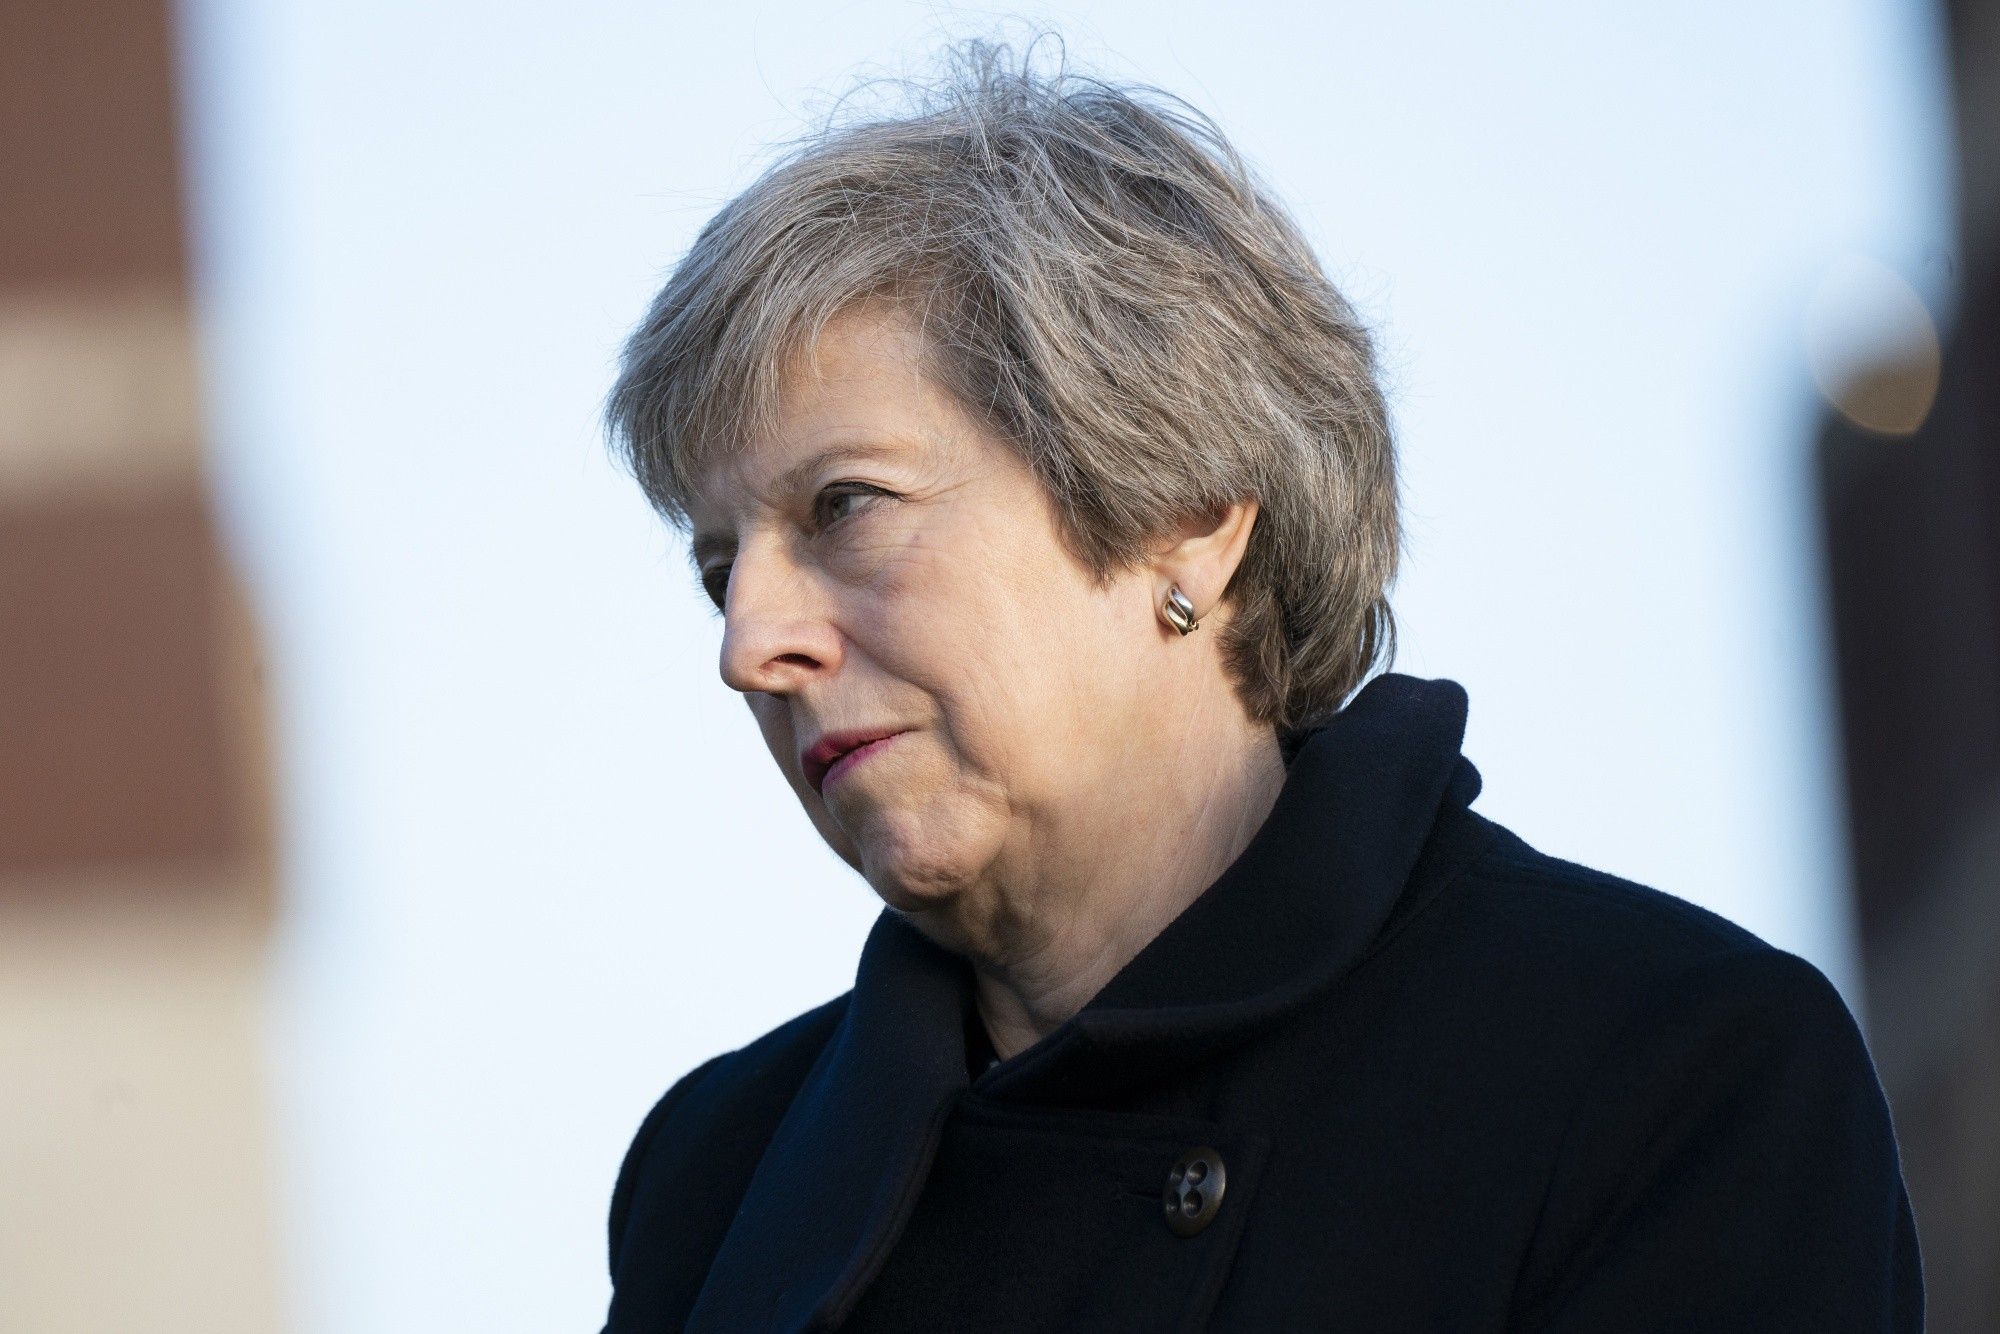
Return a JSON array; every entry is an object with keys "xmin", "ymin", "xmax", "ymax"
[{"xmin": 1163, "ymin": 1146, "xmax": 1227, "ymax": 1237}]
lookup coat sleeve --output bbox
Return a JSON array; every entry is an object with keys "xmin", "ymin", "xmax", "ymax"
[{"xmin": 1506, "ymin": 947, "xmax": 1924, "ymax": 1333}]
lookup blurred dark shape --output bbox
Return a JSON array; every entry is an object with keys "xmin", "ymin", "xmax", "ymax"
[{"xmin": 1816, "ymin": 3, "xmax": 2000, "ymax": 1328}]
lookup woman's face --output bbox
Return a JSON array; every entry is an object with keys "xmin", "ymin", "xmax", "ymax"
[{"xmin": 686, "ymin": 303, "xmax": 1187, "ymax": 944}]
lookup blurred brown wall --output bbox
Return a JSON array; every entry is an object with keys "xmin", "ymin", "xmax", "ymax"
[{"xmin": 0, "ymin": 3, "xmax": 285, "ymax": 1330}]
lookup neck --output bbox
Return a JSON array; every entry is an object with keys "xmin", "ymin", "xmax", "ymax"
[{"xmin": 966, "ymin": 709, "xmax": 1287, "ymax": 1063}]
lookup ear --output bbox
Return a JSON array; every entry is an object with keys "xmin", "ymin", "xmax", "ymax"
[{"xmin": 1149, "ymin": 498, "xmax": 1260, "ymax": 624}]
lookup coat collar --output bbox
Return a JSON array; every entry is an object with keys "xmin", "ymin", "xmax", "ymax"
[{"xmin": 686, "ymin": 671, "xmax": 1487, "ymax": 1331}]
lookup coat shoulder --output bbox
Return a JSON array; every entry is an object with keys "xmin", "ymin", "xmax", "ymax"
[
  {"xmin": 1354, "ymin": 809, "xmax": 1917, "ymax": 1324},
  {"xmin": 605, "ymin": 991, "xmax": 850, "ymax": 1301},
  {"xmin": 1358, "ymin": 808, "xmax": 1860, "ymax": 1083},
  {"xmin": 1414, "ymin": 810, "xmax": 1785, "ymax": 990},
  {"xmin": 1425, "ymin": 818, "xmax": 1920, "ymax": 1327}
]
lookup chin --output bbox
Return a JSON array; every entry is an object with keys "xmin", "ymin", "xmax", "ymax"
[
  {"xmin": 868, "ymin": 879, "xmax": 960, "ymax": 920},
  {"xmin": 854, "ymin": 818, "xmax": 978, "ymax": 916},
  {"xmin": 860, "ymin": 850, "xmax": 969, "ymax": 916}
]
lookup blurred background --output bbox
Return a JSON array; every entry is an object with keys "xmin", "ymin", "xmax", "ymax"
[{"xmin": 1, "ymin": 1, "xmax": 1992, "ymax": 1329}]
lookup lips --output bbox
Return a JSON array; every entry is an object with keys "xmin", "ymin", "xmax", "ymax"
[{"xmin": 801, "ymin": 727, "xmax": 911, "ymax": 795}]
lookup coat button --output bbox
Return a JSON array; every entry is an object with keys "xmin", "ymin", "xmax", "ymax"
[{"xmin": 1163, "ymin": 1146, "xmax": 1227, "ymax": 1237}]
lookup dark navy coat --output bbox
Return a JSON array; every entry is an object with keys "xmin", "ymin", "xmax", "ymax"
[{"xmin": 603, "ymin": 672, "xmax": 1923, "ymax": 1331}]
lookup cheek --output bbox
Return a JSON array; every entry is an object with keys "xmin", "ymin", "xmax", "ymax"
[
  {"xmin": 848, "ymin": 526, "xmax": 991, "ymax": 658},
  {"xmin": 878, "ymin": 530, "xmax": 1127, "ymax": 757},
  {"xmin": 750, "ymin": 701, "xmax": 796, "ymax": 776},
  {"xmin": 864, "ymin": 519, "xmax": 1054, "ymax": 679}
]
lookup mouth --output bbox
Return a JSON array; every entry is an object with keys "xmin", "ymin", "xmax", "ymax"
[{"xmin": 802, "ymin": 727, "xmax": 912, "ymax": 796}]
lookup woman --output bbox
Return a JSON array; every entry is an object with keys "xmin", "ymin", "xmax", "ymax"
[{"xmin": 598, "ymin": 41, "xmax": 1922, "ymax": 1332}]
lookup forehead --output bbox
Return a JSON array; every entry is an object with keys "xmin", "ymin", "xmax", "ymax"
[{"xmin": 684, "ymin": 304, "xmax": 956, "ymax": 543}]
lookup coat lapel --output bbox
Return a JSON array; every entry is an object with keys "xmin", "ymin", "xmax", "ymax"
[
  {"xmin": 683, "ymin": 906, "xmax": 973, "ymax": 1331},
  {"xmin": 685, "ymin": 671, "xmax": 1484, "ymax": 1330},
  {"xmin": 983, "ymin": 671, "xmax": 1484, "ymax": 1107}
]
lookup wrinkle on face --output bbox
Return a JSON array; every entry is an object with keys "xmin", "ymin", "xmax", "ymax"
[{"xmin": 684, "ymin": 301, "xmax": 1283, "ymax": 1058}]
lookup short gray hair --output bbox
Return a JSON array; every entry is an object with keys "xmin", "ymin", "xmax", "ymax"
[{"xmin": 604, "ymin": 36, "xmax": 1400, "ymax": 735}]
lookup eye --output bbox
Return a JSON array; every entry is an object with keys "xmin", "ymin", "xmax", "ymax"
[
  {"xmin": 696, "ymin": 564, "xmax": 730, "ymax": 613},
  {"xmin": 692, "ymin": 484, "xmax": 889, "ymax": 615},
  {"xmin": 813, "ymin": 482, "xmax": 888, "ymax": 530}
]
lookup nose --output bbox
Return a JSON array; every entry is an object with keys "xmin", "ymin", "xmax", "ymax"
[{"xmin": 716, "ymin": 542, "xmax": 842, "ymax": 696}]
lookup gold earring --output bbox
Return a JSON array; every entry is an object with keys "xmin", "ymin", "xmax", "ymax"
[{"xmin": 1161, "ymin": 584, "xmax": 1200, "ymax": 635}]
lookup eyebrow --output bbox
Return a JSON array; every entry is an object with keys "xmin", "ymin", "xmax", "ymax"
[{"xmin": 687, "ymin": 440, "xmax": 908, "ymax": 569}]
